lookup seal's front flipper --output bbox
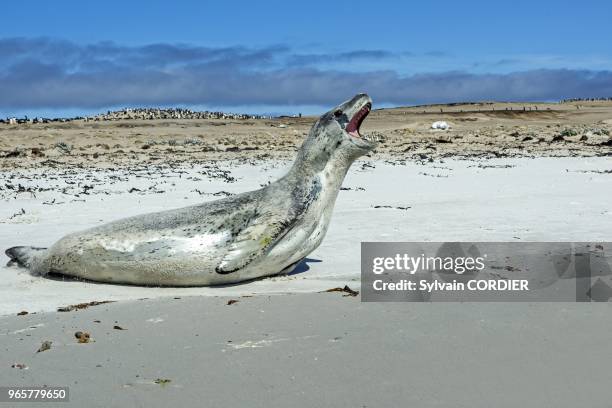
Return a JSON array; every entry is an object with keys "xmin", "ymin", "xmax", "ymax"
[
  {"xmin": 216, "ymin": 214, "xmax": 295, "ymax": 274},
  {"xmin": 5, "ymin": 246, "xmax": 47, "ymax": 268}
]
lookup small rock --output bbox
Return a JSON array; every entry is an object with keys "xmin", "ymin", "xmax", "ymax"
[
  {"xmin": 75, "ymin": 331, "xmax": 91, "ymax": 343},
  {"xmin": 30, "ymin": 148, "xmax": 45, "ymax": 157},
  {"xmin": 551, "ymin": 135, "xmax": 565, "ymax": 143},
  {"xmin": 37, "ymin": 341, "xmax": 52, "ymax": 353}
]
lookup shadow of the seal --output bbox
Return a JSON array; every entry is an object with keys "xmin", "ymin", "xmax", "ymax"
[{"xmin": 289, "ymin": 257, "xmax": 322, "ymax": 275}]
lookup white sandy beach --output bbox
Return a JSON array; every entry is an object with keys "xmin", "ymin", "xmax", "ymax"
[{"xmin": 1, "ymin": 157, "xmax": 611, "ymax": 315}]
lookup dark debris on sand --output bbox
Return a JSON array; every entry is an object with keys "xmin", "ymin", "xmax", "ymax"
[
  {"xmin": 324, "ymin": 285, "xmax": 359, "ymax": 297},
  {"xmin": 57, "ymin": 300, "xmax": 114, "ymax": 312}
]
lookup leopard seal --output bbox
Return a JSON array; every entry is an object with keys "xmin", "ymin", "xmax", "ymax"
[{"xmin": 5, "ymin": 93, "xmax": 377, "ymax": 286}]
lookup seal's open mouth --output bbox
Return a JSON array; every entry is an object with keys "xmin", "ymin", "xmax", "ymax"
[{"xmin": 346, "ymin": 103, "xmax": 371, "ymax": 139}]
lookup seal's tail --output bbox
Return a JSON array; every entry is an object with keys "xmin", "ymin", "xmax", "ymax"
[{"xmin": 5, "ymin": 246, "xmax": 47, "ymax": 268}]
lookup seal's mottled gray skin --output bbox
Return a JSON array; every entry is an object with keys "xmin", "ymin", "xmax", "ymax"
[{"xmin": 6, "ymin": 94, "xmax": 377, "ymax": 286}]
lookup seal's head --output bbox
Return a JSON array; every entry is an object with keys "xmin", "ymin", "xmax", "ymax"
[{"xmin": 298, "ymin": 93, "xmax": 378, "ymax": 170}]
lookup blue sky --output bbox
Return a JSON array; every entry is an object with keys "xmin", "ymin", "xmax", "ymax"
[{"xmin": 1, "ymin": 0, "xmax": 611, "ymax": 117}]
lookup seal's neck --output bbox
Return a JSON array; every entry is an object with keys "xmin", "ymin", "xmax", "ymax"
[{"xmin": 284, "ymin": 148, "xmax": 354, "ymax": 192}]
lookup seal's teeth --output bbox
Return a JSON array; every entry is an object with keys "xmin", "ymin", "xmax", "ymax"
[
  {"xmin": 362, "ymin": 133, "xmax": 379, "ymax": 143},
  {"xmin": 366, "ymin": 131, "xmax": 384, "ymax": 143}
]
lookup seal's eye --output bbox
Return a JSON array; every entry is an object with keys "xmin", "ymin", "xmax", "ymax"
[{"xmin": 333, "ymin": 110, "xmax": 343, "ymax": 117}]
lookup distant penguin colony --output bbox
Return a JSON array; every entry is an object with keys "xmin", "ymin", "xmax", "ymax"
[
  {"xmin": 6, "ymin": 94, "xmax": 378, "ymax": 286},
  {"xmin": 0, "ymin": 107, "xmax": 269, "ymax": 125}
]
